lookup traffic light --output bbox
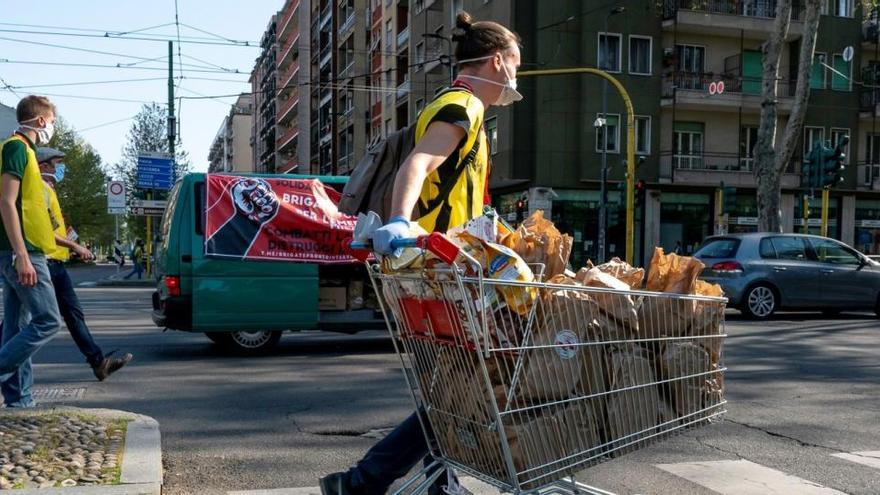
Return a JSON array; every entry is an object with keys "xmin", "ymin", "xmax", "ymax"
[
  {"xmin": 634, "ymin": 179, "xmax": 646, "ymax": 206},
  {"xmin": 820, "ymin": 136, "xmax": 848, "ymax": 188},
  {"xmin": 721, "ymin": 185, "xmax": 737, "ymax": 214},
  {"xmin": 802, "ymin": 141, "xmax": 822, "ymax": 189},
  {"xmin": 516, "ymin": 195, "xmax": 528, "ymax": 222}
]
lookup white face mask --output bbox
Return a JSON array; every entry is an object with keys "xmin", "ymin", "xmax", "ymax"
[
  {"xmin": 20, "ymin": 117, "xmax": 55, "ymax": 145},
  {"xmin": 457, "ymin": 53, "xmax": 523, "ymax": 106}
]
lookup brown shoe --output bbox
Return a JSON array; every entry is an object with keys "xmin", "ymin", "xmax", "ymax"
[{"xmin": 92, "ymin": 352, "xmax": 133, "ymax": 381}]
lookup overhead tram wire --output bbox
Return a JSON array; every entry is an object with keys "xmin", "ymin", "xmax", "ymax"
[
  {"xmin": 0, "ymin": 87, "xmax": 158, "ymax": 104},
  {"xmin": 0, "ymin": 59, "xmax": 250, "ymax": 75}
]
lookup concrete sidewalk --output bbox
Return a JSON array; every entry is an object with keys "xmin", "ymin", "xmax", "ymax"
[{"xmin": 0, "ymin": 407, "xmax": 162, "ymax": 494}]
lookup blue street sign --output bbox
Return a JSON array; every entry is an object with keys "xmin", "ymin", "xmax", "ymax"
[{"xmin": 137, "ymin": 153, "xmax": 174, "ymax": 190}]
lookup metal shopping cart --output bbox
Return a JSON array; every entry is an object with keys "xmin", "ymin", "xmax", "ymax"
[{"xmin": 355, "ymin": 234, "xmax": 728, "ymax": 495}]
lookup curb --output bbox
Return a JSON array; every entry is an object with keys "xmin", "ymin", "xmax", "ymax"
[{"xmin": 0, "ymin": 407, "xmax": 162, "ymax": 495}]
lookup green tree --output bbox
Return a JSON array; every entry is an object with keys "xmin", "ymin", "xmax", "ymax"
[
  {"xmin": 112, "ymin": 103, "xmax": 190, "ymax": 242},
  {"xmin": 48, "ymin": 118, "xmax": 116, "ymax": 252}
]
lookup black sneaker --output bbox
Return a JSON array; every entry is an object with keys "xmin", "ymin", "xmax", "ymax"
[
  {"xmin": 92, "ymin": 351, "xmax": 134, "ymax": 381},
  {"xmin": 319, "ymin": 472, "xmax": 351, "ymax": 495}
]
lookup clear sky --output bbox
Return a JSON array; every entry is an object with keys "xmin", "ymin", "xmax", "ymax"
[{"xmin": 0, "ymin": 1, "xmax": 282, "ymax": 173}]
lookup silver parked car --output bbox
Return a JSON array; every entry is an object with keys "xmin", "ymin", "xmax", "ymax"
[{"xmin": 694, "ymin": 233, "xmax": 880, "ymax": 319}]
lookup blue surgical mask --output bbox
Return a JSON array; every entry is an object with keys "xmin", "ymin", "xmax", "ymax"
[{"xmin": 54, "ymin": 163, "xmax": 66, "ymax": 183}]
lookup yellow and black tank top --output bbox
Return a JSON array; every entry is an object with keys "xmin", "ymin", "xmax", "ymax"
[{"xmin": 414, "ymin": 87, "xmax": 489, "ymax": 233}]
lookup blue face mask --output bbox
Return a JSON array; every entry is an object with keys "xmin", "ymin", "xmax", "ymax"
[{"xmin": 54, "ymin": 163, "xmax": 66, "ymax": 183}]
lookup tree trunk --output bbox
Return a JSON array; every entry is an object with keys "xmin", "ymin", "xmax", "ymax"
[{"xmin": 754, "ymin": 0, "xmax": 822, "ymax": 233}]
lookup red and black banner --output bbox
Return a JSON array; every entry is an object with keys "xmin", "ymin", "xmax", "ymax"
[{"xmin": 204, "ymin": 174, "xmax": 359, "ymax": 263}]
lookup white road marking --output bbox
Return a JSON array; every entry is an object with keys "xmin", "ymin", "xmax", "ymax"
[
  {"xmin": 655, "ymin": 459, "xmax": 847, "ymax": 495},
  {"xmin": 831, "ymin": 451, "xmax": 880, "ymax": 470}
]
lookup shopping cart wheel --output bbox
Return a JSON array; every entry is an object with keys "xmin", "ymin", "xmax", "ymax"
[{"xmin": 742, "ymin": 283, "xmax": 777, "ymax": 319}]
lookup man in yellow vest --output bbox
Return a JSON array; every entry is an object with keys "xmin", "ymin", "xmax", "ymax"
[
  {"xmin": 36, "ymin": 147, "xmax": 133, "ymax": 381},
  {"xmin": 0, "ymin": 95, "xmax": 62, "ymax": 407}
]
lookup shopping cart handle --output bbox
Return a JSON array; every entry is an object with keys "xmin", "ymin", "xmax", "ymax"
[
  {"xmin": 349, "ymin": 238, "xmax": 418, "ymax": 251},
  {"xmin": 348, "ymin": 233, "xmax": 460, "ymax": 264}
]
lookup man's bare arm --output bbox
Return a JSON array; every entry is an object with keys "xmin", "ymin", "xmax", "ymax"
[{"xmin": 388, "ymin": 122, "xmax": 466, "ymax": 221}]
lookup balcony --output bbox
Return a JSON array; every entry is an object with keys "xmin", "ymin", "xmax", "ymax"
[
  {"xmin": 865, "ymin": 9, "xmax": 879, "ymax": 46},
  {"xmin": 276, "ymin": 124, "xmax": 299, "ymax": 151},
  {"xmin": 339, "ymin": 13, "xmax": 356, "ymax": 41},
  {"xmin": 860, "ymin": 88, "xmax": 880, "ymax": 118},
  {"xmin": 339, "ymin": 61, "xmax": 355, "ymax": 79},
  {"xmin": 396, "ymin": 80, "xmax": 410, "ymax": 102},
  {"xmin": 372, "ymin": 100, "xmax": 382, "ymax": 119},
  {"xmin": 661, "ymin": 71, "xmax": 794, "ymax": 113},
  {"xmin": 319, "ymin": 3, "xmax": 331, "ymax": 30},
  {"xmin": 372, "ymin": 4, "xmax": 382, "ymax": 25},
  {"xmin": 280, "ymin": 65, "xmax": 300, "ymax": 91},
  {"xmin": 662, "ymin": 0, "xmax": 804, "ymax": 39},
  {"xmin": 658, "ymin": 151, "xmax": 801, "ymax": 187},
  {"xmin": 277, "ymin": 91, "xmax": 300, "ymax": 123},
  {"xmin": 278, "ymin": 28, "xmax": 300, "ymax": 68},
  {"xmin": 278, "ymin": 0, "xmax": 299, "ymax": 41},
  {"xmin": 319, "ymin": 44, "xmax": 332, "ymax": 67},
  {"xmin": 397, "ymin": 27, "xmax": 410, "ymax": 51},
  {"xmin": 857, "ymin": 162, "xmax": 880, "ymax": 190}
]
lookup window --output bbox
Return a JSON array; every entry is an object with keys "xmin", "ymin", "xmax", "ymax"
[
  {"xmin": 769, "ymin": 237, "xmax": 808, "ymax": 261},
  {"xmin": 695, "ymin": 238, "xmax": 740, "ymax": 258},
  {"xmin": 629, "ymin": 36, "xmax": 652, "ymax": 75},
  {"xmin": 740, "ymin": 126, "xmax": 759, "ymax": 171},
  {"xmin": 415, "ymin": 41, "xmax": 425, "ymax": 70},
  {"xmin": 759, "ymin": 238, "xmax": 777, "ymax": 259},
  {"xmin": 809, "ymin": 238, "xmax": 861, "ymax": 265},
  {"xmin": 385, "ymin": 20, "xmax": 392, "ymax": 49},
  {"xmin": 831, "ymin": 54, "xmax": 851, "ymax": 91},
  {"xmin": 830, "ymin": 0, "xmax": 853, "ymax": 17},
  {"xmin": 673, "ymin": 122, "xmax": 704, "ymax": 169},
  {"xmin": 595, "ymin": 113, "xmax": 620, "ymax": 153},
  {"xmin": 485, "ymin": 116, "xmax": 498, "ymax": 155},
  {"xmin": 598, "ymin": 33, "xmax": 622, "ymax": 72},
  {"xmin": 635, "ymin": 115, "xmax": 651, "ymax": 155},
  {"xmin": 811, "ymin": 53, "xmax": 826, "ymax": 90},
  {"xmin": 804, "ymin": 126, "xmax": 825, "ymax": 156},
  {"xmin": 675, "ymin": 44, "xmax": 705, "ymax": 73},
  {"xmin": 830, "ymin": 128, "xmax": 850, "ymax": 163}
]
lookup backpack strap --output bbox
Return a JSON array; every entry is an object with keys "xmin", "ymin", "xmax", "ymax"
[{"xmin": 421, "ymin": 135, "xmax": 480, "ymax": 215}]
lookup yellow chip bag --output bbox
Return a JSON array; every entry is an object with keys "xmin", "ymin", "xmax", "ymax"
[{"xmin": 457, "ymin": 232, "xmax": 537, "ymax": 315}]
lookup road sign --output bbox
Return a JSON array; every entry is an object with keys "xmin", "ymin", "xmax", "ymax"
[
  {"xmin": 132, "ymin": 199, "xmax": 168, "ymax": 209},
  {"xmin": 137, "ymin": 152, "xmax": 174, "ymax": 190},
  {"xmin": 709, "ymin": 81, "xmax": 725, "ymax": 95},
  {"xmin": 843, "ymin": 46, "xmax": 854, "ymax": 63},
  {"xmin": 107, "ymin": 180, "xmax": 126, "ymax": 214},
  {"xmin": 129, "ymin": 206, "xmax": 166, "ymax": 217}
]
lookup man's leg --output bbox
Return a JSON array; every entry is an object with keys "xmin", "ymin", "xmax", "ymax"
[
  {"xmin": 323, "ymin": 409, "xmax": 449, "ymax": 494},
  {"xmin": 0, "ymin": 278, "xmax": 34, "ymax": 407},
  {"xmin": 0, "ymin": 254, "xmax": 62, "ymax": 405},
  {"xmin": 49, "ymin": 262, "xmax": 104, "ymax": 367}
]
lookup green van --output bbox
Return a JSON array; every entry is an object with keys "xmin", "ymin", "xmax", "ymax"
[{"xmin": 151, "ymin": 173, "xmax": 383, "ymax": 354}]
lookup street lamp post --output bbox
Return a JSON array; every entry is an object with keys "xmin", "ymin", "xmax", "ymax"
[{"xmin": 598, "ymin": 6, "xmax": 626, "ymax": 264}]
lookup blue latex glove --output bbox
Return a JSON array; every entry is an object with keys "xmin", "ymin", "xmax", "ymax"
[{"xmin": 373, "ymin": 216, "xmax": 410, "ymax": 257}]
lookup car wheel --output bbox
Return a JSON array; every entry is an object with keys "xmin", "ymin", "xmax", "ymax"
[
  {"xmin": 210, "ymin": 331, "xmax": 282, "ymax": 355},
  {"xmin": 743, "ymin": 284, "xmax": 777, "ymax": 319}
]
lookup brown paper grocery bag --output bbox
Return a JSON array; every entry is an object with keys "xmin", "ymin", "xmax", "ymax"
[
  {"xmin": 576, "ymin": 267, "xmax": 640, "ymax": 332},
  {"xmin": 645, "ymin": 247, "xmax": 705, "ymax": 294},
  {"xmin": 594, "ymin": 257, "xmax": 645, "ymax": 289},
  {"xmin": 501, "ymin": 210, "xmax": 573, "ymax": 280},
  {"xmin": 604, "ymin": 345, "xmax": 662, "ymax": 454}
]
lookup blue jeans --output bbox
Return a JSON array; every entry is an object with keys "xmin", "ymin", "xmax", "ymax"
[
  {"xmin": 346, "ymin": 409, "xmax": 450, "ymax": 494},
  {"xmin": 0, "ymin": 252, "xmax": 62, "ymax": 407},
  {"xmin": 124, "ymin": 261, "xmax": 143, "ymax": 280},
  {"xmin": 48, "ymin": 260, "xmax": 104, "ymax": 366}
]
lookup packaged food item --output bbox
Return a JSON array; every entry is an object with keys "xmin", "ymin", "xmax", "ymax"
[
  {"xmin": 501, "ymin": 210, "xmax": 573, "ymax": 280},
  {"xmin": 604, "ymin": 345, "xmax": 662, "ymax": 454},
  {"xmin": 660, "ymin": 342, "xmax": 723, "ymax": 417},
  {"xmin": 594, "ymin": 257, "xmax": 645, "ymax": 290},
  {"xmin": 380, "ymin": 223, "xmax": 430, "ymax": 272},
  {"xmin": 576, "ymin": 267, "xmax": 640, "ymax": 332},
  {"xmin": 645, "ymin": 247, "xmax": 705, "ymax": 293},
  {"xmin": 448, "ymin": 209, "xmax": 499, "ymax": 245},
  {"xmin": 456, "ymin": 232, "xmax": 536, "ymax": 316}
]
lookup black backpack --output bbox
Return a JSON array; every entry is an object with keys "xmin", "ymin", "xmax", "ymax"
[{"xmin": 339, "ymin": 89, "xmax": 479, "ymax": 222}]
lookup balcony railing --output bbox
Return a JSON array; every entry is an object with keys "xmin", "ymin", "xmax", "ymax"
[
  {"xmin": 865, "ymin": 9, "xmax": 879, "ymax": 43},
  {"xmin": 662, "ymin": 71, "xmax": 795, "ymax": 98},
  {"xmin": 861, "ymin": 88, "xmax": 880, "ymax": 113},
  {"xmin": 663, "ymin": 0, "xmax": 805, "ymax": 21},
  {"xmin": 659, "ymin": 151, "xmax": 798, "ymax": 179},
  {"xmin": 277, "ymin": 92, "xmax": 300, "ymax": 122},
  {"xmin": 280, "ymin": 65, "xmax": 300, "ymax": 90},
  {"xmin": 276, "ymin": 124, "xmax": 299, "ymax": 149},
  {"xmin": 319, "ymin": 45, "xmax": 332, "ymax": 67},
  {"xmin": 397, "ymin": 27, "xmax": 410, "ymax": 50},
  {"xmin": 340, "ymin": 13, "xmax": 355, "ymax": 39},
  {"xmin": 278, "ymin": 0, "xmax": 299, "ymax": 40},
  {"xmin": 278, "ymin": 29, "xmax": 300, "ymax": 66},
  {"xmin": 396, "ymin": 80, "xmax": 410, "ymax": 102}
]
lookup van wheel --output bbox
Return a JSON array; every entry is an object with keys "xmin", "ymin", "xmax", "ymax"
[
  {"xmin": 742, "ymin": 284, "xmax": 777, "ymax": 320},
  {"xmin": 209, "ymin": 331, "xmax": 282, "ymax": 355}
]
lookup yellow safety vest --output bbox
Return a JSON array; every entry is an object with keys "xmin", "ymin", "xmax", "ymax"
[
  {"xmin": 414, "ymin": 88, "xmax": 488, "ymax": 233},
  {"xmin": 0, "ymin": 135, "xmax": 57, "ymax": 254},
  {"xmin": 43, "ymin": 182, "xmax": 69, "ymax": 261}
]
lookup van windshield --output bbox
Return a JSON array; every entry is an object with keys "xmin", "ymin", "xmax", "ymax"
[{"xmin": 160, "ymin": 181, "xmax": 182, "ymax": 251}]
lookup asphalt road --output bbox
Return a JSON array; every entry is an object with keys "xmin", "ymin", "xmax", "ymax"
[{"xmin": 10, "ymin": 264, "xmax": 880, "ymax": 494}]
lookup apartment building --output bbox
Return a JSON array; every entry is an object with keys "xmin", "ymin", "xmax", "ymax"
[
  {"xmin": 250, "ymin": 15, "xmax": 279, "ymax": 173},
  {"xmin": 208, "ymin": 94, "xmax": 254, "ymax": 173},
  {"xmin": 275, "ymin": 0, "xmax": 311, "ymax": 174},
  {"xmin": 408, "ymin": 0, "xmax": 871, "ymax": 265},
  {"xmin": 367, "ymin": 0, "xmax": 412, "ymax": 142}
]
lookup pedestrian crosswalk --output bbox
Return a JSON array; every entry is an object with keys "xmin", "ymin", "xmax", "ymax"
[{"xmin": 228, "ymin": 450, "xmax": 879, "ymax": 495}]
